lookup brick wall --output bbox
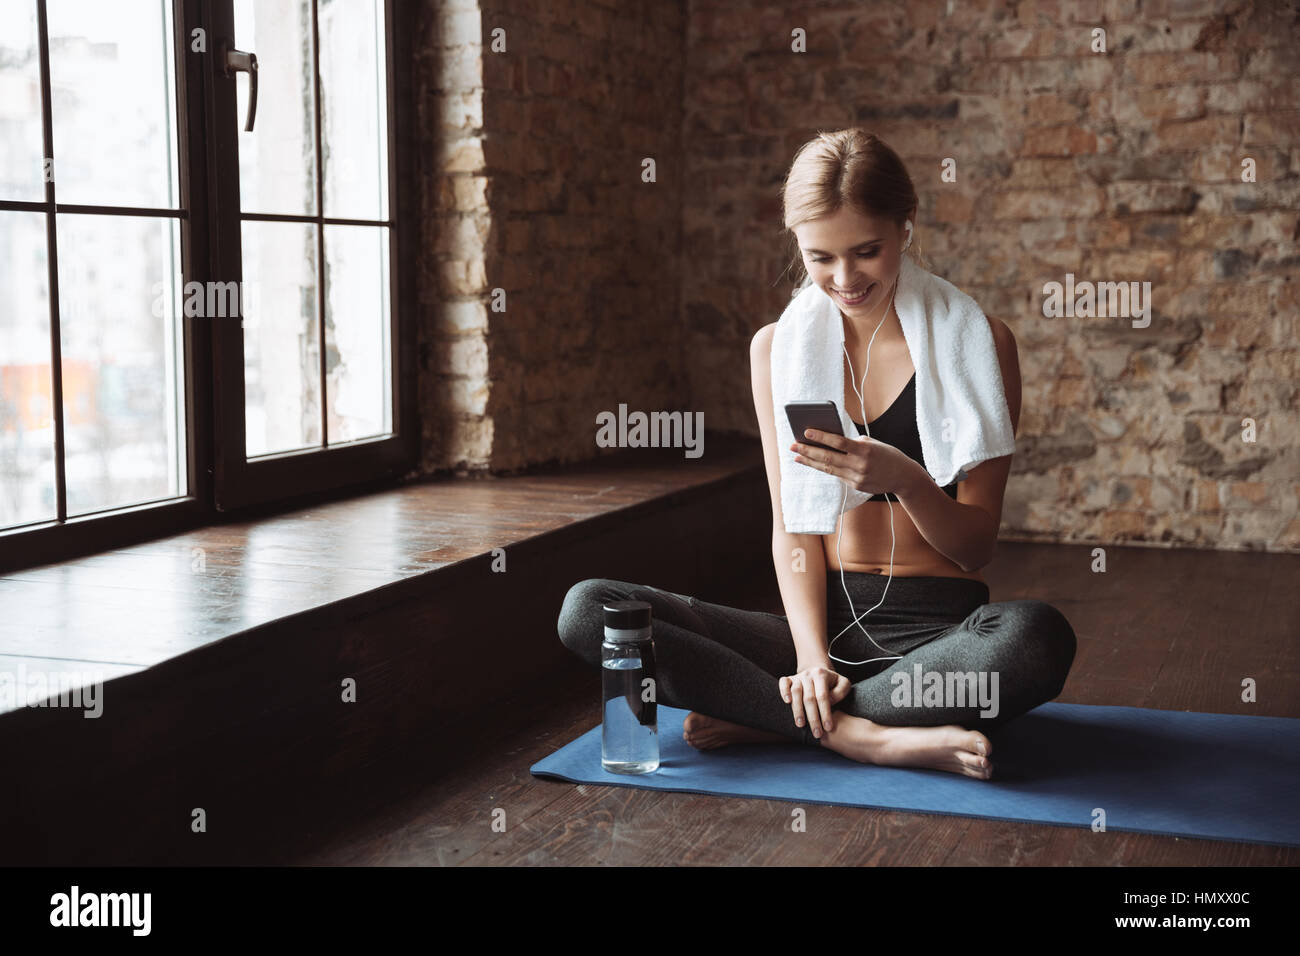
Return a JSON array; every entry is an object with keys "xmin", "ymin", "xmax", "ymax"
[
  {"xmin": 415, "ymin": 0, "xmax": 1299, "ymax": 553},
  {"xmin": 415, "ymin": 0, "xmax": 687, "ymax": 474},
  {"xmin": 682, "ymin": 0, "xmax": 1299, "ymax": 552}
]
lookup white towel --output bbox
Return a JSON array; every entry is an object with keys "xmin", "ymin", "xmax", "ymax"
[{"xmin": 770, "ymin": 256, "xmax": 1016, "ymax": 534}]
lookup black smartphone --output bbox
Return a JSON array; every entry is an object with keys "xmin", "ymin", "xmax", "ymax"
[{"xmin": 784, "ymin": 400, "xmax": 846, "ymax": 452}]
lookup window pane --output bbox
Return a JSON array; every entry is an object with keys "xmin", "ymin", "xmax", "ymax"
[
  {"xmin": 47, "ymin": 0, "xmax": 178, "ymax": 209},
  {"xmin": 0, "ymin": 2, "xmax": 45, "ymax": 202},
  {"xmin": 234, "ymin": 0, "xmax": 316, "ymax": 216},
  {"xmin": 0, "ymin": 211, "xmax": 55, "ymax": 527},
  {"xmin": 55, "ymin": 213, "xmax": 186, "ymax": 516},
  {"xmin": 242, "ymin": 220, "xmax": 321, "ymax": 457},
  {"xmin": 325, "ymin": 224, "xmax": 390, "ymax": 443},
  {"xmin": 319, "ymin": 0, "xmax": 388, "ymax": 220}
]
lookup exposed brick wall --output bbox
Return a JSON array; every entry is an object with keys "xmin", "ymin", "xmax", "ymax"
[
  {"xmin": 414, "ymin": 0, "xmax": 493, "ymax": 472},
  {"xmin": 415, "ymin": 0, "xmax": 1298, "ymax": 553},
  {"xmin": 683, "ymin": 0, "xmax": 1300, "ymax": 552},
  {"xmin": 415, "ymin": 0, "xmax": 687, "ymax": 475}
]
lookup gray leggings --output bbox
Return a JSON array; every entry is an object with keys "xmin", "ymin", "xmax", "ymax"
[{"xmin": 556, "ymin": 572, "xmax": 1077, "ymax": 747}]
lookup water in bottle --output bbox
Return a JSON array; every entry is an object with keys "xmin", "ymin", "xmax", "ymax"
[{"xmin": 601, "ymin": 600, "xmax": 659, "ymax": 773}]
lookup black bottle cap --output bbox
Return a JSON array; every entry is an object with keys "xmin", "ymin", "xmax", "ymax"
[{"xmin": 603, "ymin": 600, "xmax": 651, "ymax": 629}]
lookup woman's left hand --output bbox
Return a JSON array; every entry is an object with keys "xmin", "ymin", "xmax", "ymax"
[{"xmin": 792, "ymin": 429, "xmax": 922, "ymax": 497}]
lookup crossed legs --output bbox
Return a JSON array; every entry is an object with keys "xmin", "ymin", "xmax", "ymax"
[{"xmin": 557, "ymin": 578, "xmax": 1077, "ymax": 779}]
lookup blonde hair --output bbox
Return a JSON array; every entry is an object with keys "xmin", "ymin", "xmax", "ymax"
[{"xmin": 780, "ymin": 128, "xmax": 929, "ymax": 296}]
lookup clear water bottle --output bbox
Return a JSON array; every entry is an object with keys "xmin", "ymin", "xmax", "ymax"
[{"xmin": 601, "ymin": 600, "xmax": 659, "ymax": 774}]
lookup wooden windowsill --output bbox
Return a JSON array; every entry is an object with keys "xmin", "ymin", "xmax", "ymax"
[{"xmin": 0, "ymin": 434, "xmax": 763, "ymax": 717}]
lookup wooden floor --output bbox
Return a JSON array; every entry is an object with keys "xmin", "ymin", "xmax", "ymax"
[{"xmin": 277, "ymin": 541, "xmax": 1300, "ymax": 866}]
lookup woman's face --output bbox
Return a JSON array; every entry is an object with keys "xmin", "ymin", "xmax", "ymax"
[{"xmin": 793, "ymin": 206, "xmax": 908, "ymax": 315}]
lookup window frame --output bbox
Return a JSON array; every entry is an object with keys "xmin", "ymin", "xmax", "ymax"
[
  {"xmin": 0, "ymin": 0, "xmax": 418, "ymax": 573},
  {"xmin": 209, "ymin": 0, "xmax": 416, "ymax": 512}
]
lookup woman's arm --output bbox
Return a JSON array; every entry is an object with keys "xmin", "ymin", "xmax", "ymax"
[
  {"xmin": 772, "ymin": 529, "xmax": 832, "ymax": 670},
  {"xmin": 751, "ymin": 323, "xmax": 832, "ymax": 670},
  {"xmin": 891, "ymin": 466, "xmax": 1000, "ymax": 573}
]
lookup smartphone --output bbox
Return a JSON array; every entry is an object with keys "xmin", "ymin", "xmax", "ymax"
[{"xmin": 784, "ymin": 400, "xmax": 846, "ymax": 452}]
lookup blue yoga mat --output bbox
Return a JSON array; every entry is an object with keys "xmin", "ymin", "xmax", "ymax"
[{"xmin": 531, "ymin": 702, "xmax": 1300, "ymax": 847}]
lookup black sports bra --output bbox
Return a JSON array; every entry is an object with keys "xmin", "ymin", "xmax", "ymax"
[{"xmin": 850, "ymin": 371, "xmax": 960, "ymax": 502}]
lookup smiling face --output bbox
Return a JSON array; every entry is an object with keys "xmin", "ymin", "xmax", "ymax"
[{"xmin": 793, "ymin": 205, "xmax": 911, "ymax": 315}]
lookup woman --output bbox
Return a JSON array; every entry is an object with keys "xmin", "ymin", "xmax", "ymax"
[{"xmin": 557, "ymin": 129, "xmax": 1076, "ymax": 779}]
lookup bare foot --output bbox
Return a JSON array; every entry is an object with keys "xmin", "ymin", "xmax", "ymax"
[
  {"xmin": 683, "ymin": 711, "xmax": 789, "ymax": 750},
  {"xmin": 820, "ymin": 713, "xmax": 994, "ymax": 779}
]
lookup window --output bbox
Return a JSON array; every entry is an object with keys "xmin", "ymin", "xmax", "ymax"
[{"xmin": 0, "ymin": 0, "xmax": 415, "ymax": 571}]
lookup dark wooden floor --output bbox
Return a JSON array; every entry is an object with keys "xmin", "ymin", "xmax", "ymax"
[{"xmin": 283, "ymin": 542, "xmax": 1300, "ymax": 866}]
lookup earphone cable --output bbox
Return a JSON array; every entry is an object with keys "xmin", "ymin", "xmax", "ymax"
[{"xmin": 828, "ymin": 269, "xmax": 905, "ymax": 667}]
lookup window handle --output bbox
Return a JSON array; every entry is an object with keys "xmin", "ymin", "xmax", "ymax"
[{"xmin": 221, "ymin": 43, "xmax": 258, "ymax": 132}]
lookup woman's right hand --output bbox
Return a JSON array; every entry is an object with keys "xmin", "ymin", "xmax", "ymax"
[{"xmin": 779, "ymin": 662, "xmax": 851, "ymax": 738}]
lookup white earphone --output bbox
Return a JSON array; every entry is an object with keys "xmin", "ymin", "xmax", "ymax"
[{"xmin": 827, "ymin": 219, "xmax": 912, "ymax": 669}]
